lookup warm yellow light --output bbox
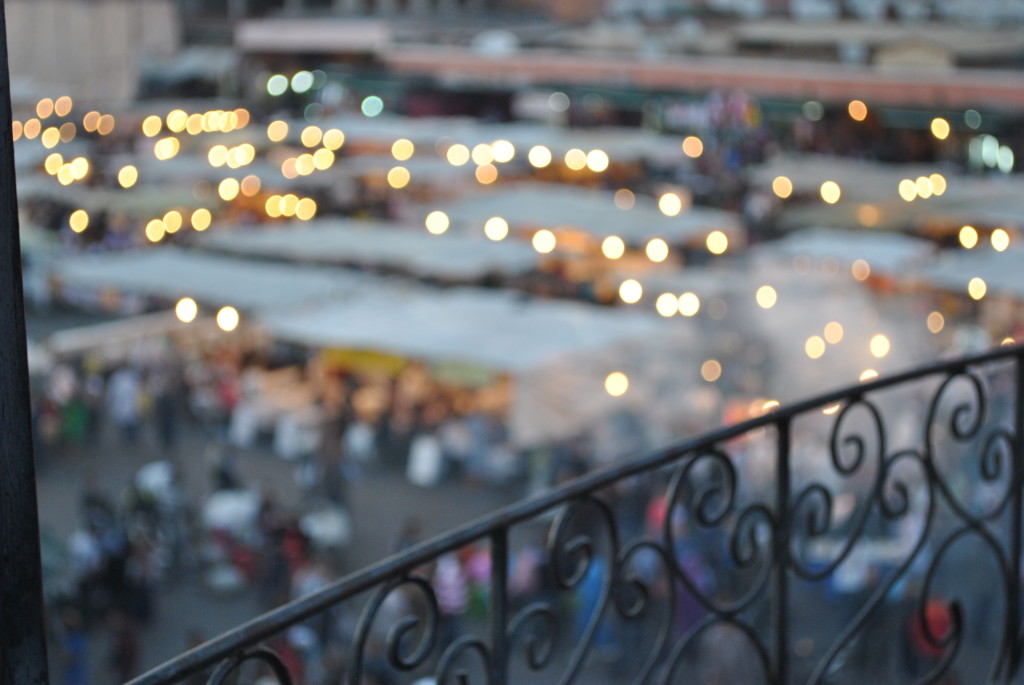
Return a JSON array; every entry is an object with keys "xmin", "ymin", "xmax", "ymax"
[
  {"xmin": 564, "ymin": 148, "xmax": 587, "ymax": 171},
  {"xmin": 527, "ymin": 145, "xmax": 551, "ymax": 168},
  {"xmin": 279, "ymin": 194, "xmax": 299, "ymax": 217},
  {"xmin": 968, "ymin": 277, "xmax": 987, "ymax": 300},
  {"xmin": 295, "ymin": 198, "xmax": 317, "ymax": 221},
  {"xmin": 926, "ymin": 311, "xmax": 944, "ymax": 333},
  {"xmin": 860, "ymin": 369, "xmax": 879, "ymax": 382},
  {"xmin": 658, "ymin": 193, "xmax": 682, "ymax": 217},
  {"xmin": 44, "ymin": 153, "xmax": 63, "ymax": 175},
  {"xmin": 446, "ymin": 144, "xmax": 470, "ymax": 166},
  {"xmin": 532, "ymin": 229, "xmax": 556, "ymax": 254},
  {"xmin": 491, "ymin": 139, "xmax": 515, "ymax": 163},
  {"xmin": 602, "ymin": 235, "xmax": 625, "ymax": 259},
  {"xmin": 163, "ymin": 210, "xmax": 183, "ymax": 233},
  {"xmin": 184, "ymin": 114, "xmax": 202, "ymax": 135},
  {"xmin": 851, "ymin": 259, "xmax": 871, "ymax": 281},
  {"xmin": 425, "ymin": 210, "xmax": 450, "ymax": 235},
  {"xmin": 820, "ymin": 181, "xmax": 841, "ymax": 204},
  {"xmin": 929, "ymin": 173, "xmax": 947, "ymax": 196},
  {"xmin": 310, "ymin": 148, "xmax": 334, "ymax": 171},
  {"xmin": 655, "ymin": 293, "xmax": 677, "ymax": 317},
  {"xmin": 614, "ymin": 189, "xmax": 635, "ymax": 210},
  {"xmin": 145, "ymin": 219, "xmax": 166, "ymax": 243},
  {"xmin": 68, "ymin": 209, "xmax": 88, "ymax": 233},
  {"xmin": 281, "ymin": 158, "xmax": 298, "ymax": 179},
  {"xmin": 869, "ymin": 334, "xmax": 891, "ymax": 358},
  {"xmin": 54, "ymin": 96, "xmax": 72, "ymax": 117},
  {"xmin": 848, "ymin": 99, "xmax": 868, "ymax": 121},
  {"xmin": 12, "ymin": 120, "xmax": 21, "ymax": 141},
  {"xmin": 175, "ymin": 297, "xmax": 198, "ymax": 323},
  {"xmin": 23, "ymin": 118, "xmax": 41, "ymax": 139},
  {"xmin": 82, "ymin": 111, "xmax": 100, "ymax": 133},
  {"xmin": 142, "ymin": 115, "xmax": 162, "ymax": 137},
  {"xmin": 915, "ymin": 176, "xmax": 933, "ymax": 199},
  {"xmin": 678, "ymin": 292, "xmax": 700, "ymax": 317},
  {"xmin": 619, "ymin": 279, "xmax": 643, "ymax": 304},
  {"xmin": 216, "ymin": 306, "xmax": 240, "ymax": 332},
  {"xmin": 267, "ymin": 120, "xmax": 289, "ymax": 143},
  {"xmin": 762, "ymin": 400, "xmax": 781, "ymax": 412},
  {"xmin": 230, "ymin": 144, "xmax": 255, "ymax": 168},
  {"xmin": 56, "ymin": 165, "xmax": 74, "ymax": 185},
  {"xmin": 701, "ymin": 359, "xmax": 722, "ymax": 382},
  {"xmin": 218, "ymin": 178, "xmax": 240, "ymax": 201},
  {"xmin": 265, "ymin": 196, "xmax": 283, "ymax": 218},
  {"xmin": 41, "ymin": 127, "xmax": 59, "ymax": 149},
  {"xmin": 484, "ymin": 217, "xmax": 508, "ymax": 241},
  {"xmin": 323, "ymin": 128, "xmax": 345, "ymax": 150},
  {"xmin": 822, "ymin": 403, "xmax": 841, "ymax": 415},
  {"xmin": 605, "ymin": 372, "xmax": 629, "ymax": 397},
  {"xmin": 69, "ymin": 157, "xmax": 89, "ymax": 180},
  {"xmin": 931, "ymin": 117, "xmax": 950, "ymax": 140},
  {"xmin": 471, "ymin": 143, "xmax": 494, "ymax": 166},
  {"xmin": 208, "ymin": 145, "xmax": 228, "ymax": 167},
  {"xmin": 755, "ymin": 285, "xmax": 777, "ymax": 309},
  {"xmin": 992, "ymin": 228, "xmax": 1010, "ymax": 252},
  {"xmin": 681, "ymin": 136, "xmax": 704, "ymax": 158},
  {"xmin": 387, "ymin": 166, "xmax": 411, "ymax": 189},
  {"xmin": 586, "ymin": 149, "xmax": 610, "ymax": 172},
  {"xmin": 1002, "ymin": 337, "xmax": 1017, "ymax": 346},
  {"xmin": 295, "ymin": 154, "xmax": 315, "ymax": 176},
  {"xmin": 475, "ymin": 163, "xmax": 498, "ymax": 185},
  {"xmin": 392, "ymin": 138, "xmax": 414, "ymax": 161},
  {"xmin": 824, "ymin": 321, "xmax": 844, "ymax": 344},
  {"xmin": 191, "ymin": 208, "xmax": 212, "ymax": 231},
  {"xmin": 857, "ymin": 205, "xmax": 880, "ymax": 227},
  {"xmin": 805, "ymin": 335, "xmax": 826, "ymax": 359},
  {"xmin": 36, "ymin": 98, "xmax": 54, "ymax": 119},
  {"xmin": 646, "ymin": 238, "xmax": 669, "ymax": 263},
  {"xmin": 706, "ymin": 230, "xmax": 728, "ymax": 255},
  {"xmin": 772, "ymin": 175, "xmax": 793, "ymax": 199},
  {"xmin": 166, "ymin": 109, "xmax": 187, "ymax": 133},
  {"xmin": 154, "ymin": 137, "xmax": 180, "ymax": 160},
  {"xmin": 233, "ymin": 108, "xmax": 250, "ymax": 128},
  {"xmin": 240, "ymin": 175, "xmax": 261, "ymax": 197},
  {"xmin": 959, "ymin": 225, "xmax": 978, "ymax": 249}
]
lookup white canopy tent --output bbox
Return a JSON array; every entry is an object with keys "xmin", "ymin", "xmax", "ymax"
[
  {"xmin": 200, "ymin": 219, "xmax": 541, "ymax": 280},
  {"xmin": 753, "ymin": 227, "xmax": 936, "ymax": 275},
  {"xmin": 434, "ymin": 182, "xmax": 743, "ymax": 247},
  {"xmin": 917, "ymin": 246, "xmax": 1024, "ymax": 300},
  {"xmin": 49, "ymin": 248, "xmax": 373, "ymax": 311},
  {"xmin": 258, "ymin": 287, "xmax": 694, "ymax": 448}
]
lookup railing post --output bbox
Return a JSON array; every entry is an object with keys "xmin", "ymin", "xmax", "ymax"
[
  {"xmin": 489, "ymin": 527, "xmax": 509, "ymax": 685},
  {"xmin": 773, "ymin": 417, "xmax": 791, "ymax": 685},
  {"xmin": 0, "ymin": 0, "xmax": 50, "ymax": 683},
  {"xmin": 1012, "ymin": 352, "xmax": 1024, "ymax": 680}
]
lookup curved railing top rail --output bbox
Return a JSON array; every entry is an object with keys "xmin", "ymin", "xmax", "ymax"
[{"xmin": 129, "ymin": 343, "xmax": 1024, "ymax": 685}]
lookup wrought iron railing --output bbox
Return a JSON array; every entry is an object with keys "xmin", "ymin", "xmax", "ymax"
[{"xmin": 122, "ymin": 344, "xmax": 1024, "ymax": 685}]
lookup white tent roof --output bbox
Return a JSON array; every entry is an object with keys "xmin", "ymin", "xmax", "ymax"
[
  {"xmin": 200, "ymin": 219, "xmax": 540, "ymax": 280},
  {"xmin": 918, "ymin": 246, "xmax": 1024, "ymax": 299},
  {"xmin": 434, "ymin": 183, "xmax": 742, "ymax": 246},
  {"xmin": 50, "ymin": 248, "xmax": 370, "ymax": 310},
  {"xmin": 258, "ymin": 287, "xmax": 669, "ymax": 373},
  {"xmin": 755, "ymin": 227, "xmax": 935, "ymax": 274}
]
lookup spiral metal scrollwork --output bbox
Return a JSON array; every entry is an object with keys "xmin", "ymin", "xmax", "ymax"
[{"xmin": 126, "ymin": 349, "xmax": 1024, "ymax": 685}]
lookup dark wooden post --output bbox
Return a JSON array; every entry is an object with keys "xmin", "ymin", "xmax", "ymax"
[{"xmin": 0, "ymin": 0, "xmax": 51, "ymax": 683}]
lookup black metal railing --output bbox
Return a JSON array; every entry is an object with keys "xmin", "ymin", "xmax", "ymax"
[{"xmin": 127, "ymin": 344, "xmax": 1024, "ymax": 685}]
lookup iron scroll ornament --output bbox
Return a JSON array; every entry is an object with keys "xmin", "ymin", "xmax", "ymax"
[{"xmin": 117, "ymin": 346, "xmax": 1024, "ymax": 685}]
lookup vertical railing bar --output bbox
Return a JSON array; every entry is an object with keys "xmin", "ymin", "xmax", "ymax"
[
  {"xmin": 1011, "ymin": 352, "xmax": 1024, "ymax": 681},
  {"xmin": 0, "ymin": 0, "xmax": 50, "ymax": 682},
  {"xmin": 490, "ymin": 526, "xmax": 510, "ymax": 685},
  {"xmin": 773, "ymin": 417, "xmax": 791, "ymax": 685}
]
